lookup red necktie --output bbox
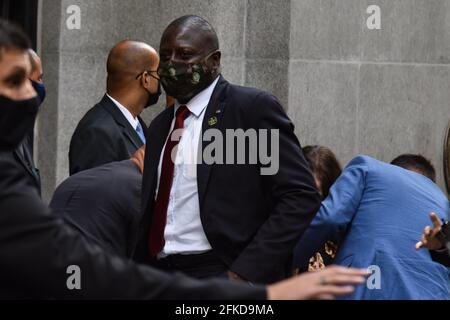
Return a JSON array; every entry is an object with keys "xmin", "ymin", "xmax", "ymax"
[{"xmin": 148, "ymin": 105, "xmax": 190, "ymax": 257}]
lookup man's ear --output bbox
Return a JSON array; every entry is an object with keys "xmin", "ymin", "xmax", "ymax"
[
  {"xmin": 141, "ymin": 72, "xmax": 151, "ymax": 90},
  {"xmin": 211, "ymin": 51, "xmax": 221, "ymax": 73}
]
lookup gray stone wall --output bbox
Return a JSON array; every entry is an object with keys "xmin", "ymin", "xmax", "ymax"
[{"xmin": 37, "ymin": 0, "xmax": 450, "ymax": 201}]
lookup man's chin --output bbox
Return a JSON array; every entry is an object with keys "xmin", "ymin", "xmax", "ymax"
[{"xmin": 173, "ymin": 92, "xmax": 196, "ymax": 105}]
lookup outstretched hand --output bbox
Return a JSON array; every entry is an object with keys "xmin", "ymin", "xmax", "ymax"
[
  {"xmin": 267, "ymin": 266, "xmax": 368, "ymax": 300},
  {"xmin": 416, "ymin": 212, "xmax": 445, "ymax": 251}
]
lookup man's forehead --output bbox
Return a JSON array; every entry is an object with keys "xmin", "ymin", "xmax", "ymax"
[
  {"xmin": 0, "ymin": 49, "xmax": 31, "ymax": 76},
  {"xmin": 161, "ymin": 26, "xmax": 206, "ymax": 49}
]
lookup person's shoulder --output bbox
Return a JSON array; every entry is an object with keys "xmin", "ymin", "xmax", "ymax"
[
  {"xmin": 224, "ymin": 82, "xmax": 284, "ymax": 119},
  {"xmin": 61, "ymin": 160, "xmax": 137, "ymax": 189},
  {"xmin": 113, "ymin": 160, "xmax": 142, "ymax": 186},
  {"xmin": 347, "ymin": 155, "xmax": 380, "ymax": 166},
  {"xmin": 105, "ymin": 159, "xmax": 140, "ymax": 175},
  {"xmin": 98, "ymin": 161, "xmax": 142, "ymax": 200},
  {"xmin": 72, "ymin": 108, "xmax": 119, "ymax": 141},
  {"xmin": 86, "ymin": 160, "xmax": 141, "ymax": 182},
  {"xmin": 75, "ymin": 98, "xmax": 114, "ymax": 129},
  {"xmin": 228, "ymin": 82, "xmax": 267, "ymax": 97},
  {"xmin": 344, "ymin": 155, "xmax": 383, "ymax": 174},
  {"xmin": 227, "ymin": 82, "xmax": 278, "ymax": 104}
]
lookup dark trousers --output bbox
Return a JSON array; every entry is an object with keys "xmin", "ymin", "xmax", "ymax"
[{"xmin": 154, "ymin": 251, "xmax": 228, "ymax": 279}]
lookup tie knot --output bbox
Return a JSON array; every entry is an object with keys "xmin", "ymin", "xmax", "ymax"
[{"xmin": 176, "ymin": 105, "xmax": 190, "ymax": 121}]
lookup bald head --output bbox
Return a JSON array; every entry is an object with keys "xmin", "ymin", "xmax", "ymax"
[
  {"xmin": 161, "ymin": 15, "xmax": 219, "ymax": 54},
  {"xmin": 106, "ymin": 40, "xmax": 159, "ymax": 93}
]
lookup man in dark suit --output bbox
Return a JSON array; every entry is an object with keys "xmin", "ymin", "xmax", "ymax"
[
  {"xmin": 51, "ymin": 147, "xmax": 146, "ymax": 258},
  {"xmin": 12, "ymin": 49, "xmax": 44, "ymax": 195},
  {"xmin": 0, "ymin": 19, "xmax": 367, "ymax": 300},
  {"xmin": 135, "ymin": 16, "xmax": 321, "ymax": 284},
  {"xmin": 69, "ymin": 40, "xmax": 162, "ymax": 175}
]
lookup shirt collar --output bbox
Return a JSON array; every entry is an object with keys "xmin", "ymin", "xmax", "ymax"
[
  {"xmin": 107, "ymin": 94, "xmax": 139, "ymax": 130},
  {"xmin": 175, "ymin": 76, "xmax": 220, "ymax": 118}
]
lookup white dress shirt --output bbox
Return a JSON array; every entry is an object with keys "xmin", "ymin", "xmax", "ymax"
[
  {"xmin": 107, "ymin": 94, "xmax": 139, "ymax": 130},
  {"xmin": 156, "ymin": 77, "xmax": 220, "ymax": 257}
]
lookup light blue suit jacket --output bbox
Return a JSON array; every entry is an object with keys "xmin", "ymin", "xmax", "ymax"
[{"xmin": 294, "ymin": 155, "xmax": 450, "ymax": 300}]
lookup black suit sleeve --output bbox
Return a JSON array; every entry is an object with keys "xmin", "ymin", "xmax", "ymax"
[
  {"xmin": 0, "ymin": 156, "xmax": 267, "ymax": 299},
  {"xmin": 69, "ymin": 126, "xmax": 121, "ymax": 175},
  {"xmin": 230, "ymin": 92, "xmax": 321, "ymax": 283}
]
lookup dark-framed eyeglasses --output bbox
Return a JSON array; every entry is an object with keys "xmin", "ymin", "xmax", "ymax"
[{"xmin": 136, "ymin": 70, "xmax": 160, "ymax": 80}]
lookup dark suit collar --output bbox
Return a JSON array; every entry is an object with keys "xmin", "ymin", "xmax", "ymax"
[
  {"xmin": 13, "ymin": 145, "xmax": 31, "ymax": 176},
  {"xmin": 100, "ymin": 94, "xmax": 145, "ymax": 149},
  {"xmin": 13, "ymin": 139, "xmax": 40, "ymax": 186}
]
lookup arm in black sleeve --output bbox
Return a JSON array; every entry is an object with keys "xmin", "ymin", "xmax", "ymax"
[
  {"xmin": 230, "ymin": 93, "xmax": 321, "ymax": 283},
  {"xmin": 0, "ymin": 156, "xmax": 267, "ymax": 300}
]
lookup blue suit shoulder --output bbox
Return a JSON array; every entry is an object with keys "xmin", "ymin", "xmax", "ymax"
[{"xmin": 345, "ymin": 155, "xmax": 382, "ymax": 169}]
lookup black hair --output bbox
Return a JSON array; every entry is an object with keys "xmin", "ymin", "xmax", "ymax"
[
  {"xmin": 302, "ymin": 145, "xmax": 342, "ymax": 200},
  {"xmin": 0, "ymin": 19, "xmax": 30, "ymax": 58},
  {"xmin": 391, "ymin": 154, "xmax": 436, "ymax": 182}
]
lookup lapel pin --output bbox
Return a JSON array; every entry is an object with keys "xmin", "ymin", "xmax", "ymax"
[{"xmin": 208, "ymin": 116, "xmax": 218, "ymax": 126}]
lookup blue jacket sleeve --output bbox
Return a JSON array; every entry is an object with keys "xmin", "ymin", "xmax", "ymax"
[{"xmin": 293, "ymin": 156, "xmax": 370, "ymax": 268}]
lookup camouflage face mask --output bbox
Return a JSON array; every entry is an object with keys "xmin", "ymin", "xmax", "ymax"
[{"xmin": 158, "ymin": 51, "xmax": 218, "ymax": 102}]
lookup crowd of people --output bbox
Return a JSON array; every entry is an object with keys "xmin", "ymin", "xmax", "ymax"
[{"xmin": 0, "ymin": 14, "xmax": 449, "ymax": 300}]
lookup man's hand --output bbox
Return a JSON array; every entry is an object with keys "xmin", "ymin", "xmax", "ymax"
[
  {"xmin": 415, "ymin": 212, "xmax": 445, "ymax": 251},
  {"xmin": 267, "ymin": 266, "xmax": 368, "ymax": 300},
  {"xmin": 131, "ymin": 145, "xmax": 146, "ymax": 174}
]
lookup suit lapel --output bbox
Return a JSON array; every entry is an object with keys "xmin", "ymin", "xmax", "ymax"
[
  {"xmin": 123, "ymin": 125, "xmax": 143, "ymax": 149},
  {"xmin": 142, "ymin": 106, "xmax": 175, "ymax": 215},
  {"xmin": 13, "ymin": 147, "xmax": 33, "ymax": 177},
  {"xmin": 100, "ymin": 95, "xmax": 144, "ymax": 149},
  {"xmin": 13, "ymin": 141, "xmax": 38, "ymax": 182},
  {"xmin": 197, "ymin": 76, "xmax": 228, "ymax": 208}
]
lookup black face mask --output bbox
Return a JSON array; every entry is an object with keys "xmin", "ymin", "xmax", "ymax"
[
  {"xmin": 158, "ymin": 51, "xmax": 218, "ymax": 103},
  {"xmin": 0, "ymin": 95, "xmax": 40, "ymax": 151},
  {"xmin": 145, "ymin": 80, "xmax": 162, "ymax": 108}
]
